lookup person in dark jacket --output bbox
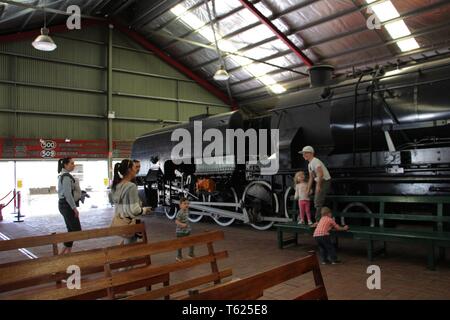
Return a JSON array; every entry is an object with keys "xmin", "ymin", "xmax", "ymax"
[{"xmin": 57, "ymin": 157, "xmax": 81, "ymax": 255}]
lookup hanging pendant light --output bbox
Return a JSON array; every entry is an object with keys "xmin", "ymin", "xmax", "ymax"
[
  {"xmin": 32, "ymin": 5, "xmax": 57, "ymax": 51},
  {"xmin": 213, "ymin": 65, "xmax": 230, "ymax": 81},
  {"xmin": 204, "ymin": 0, "xmax": 230, "ymax": 82},
  {"xmin": 32, "ymin": 27, "xmax": 57, "ymax": 51}
]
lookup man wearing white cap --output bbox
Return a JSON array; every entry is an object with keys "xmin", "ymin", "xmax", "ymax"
[{"xmin": 299, "ymin": 146, "xmax": 331, "ymax": 221}]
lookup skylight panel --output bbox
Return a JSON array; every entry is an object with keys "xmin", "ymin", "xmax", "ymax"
[
  {"xmin": 365, "ymin": 0, "xmax": 420, "ymax": 52},
  {"xmin": 170, "ymin": 3, "xmax": 286, "ymax": 94}
]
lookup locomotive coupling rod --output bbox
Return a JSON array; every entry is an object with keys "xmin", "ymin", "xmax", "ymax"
[
  {"xmin": 189, "ymin": 201, "xmax": 241, "ymax": 208},
  {"xmin": 173, "ymin": 200, "xmax": 249, "ymax": 223}
]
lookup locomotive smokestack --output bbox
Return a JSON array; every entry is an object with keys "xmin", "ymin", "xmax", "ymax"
[{"xmin": 308, "ymin": 65, "xmax": 335, "ymax": 87}]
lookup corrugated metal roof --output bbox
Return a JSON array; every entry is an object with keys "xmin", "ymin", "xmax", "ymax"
[{"xmin": 1, "ymin": 0, "xmax": 450, "ymax": 105}]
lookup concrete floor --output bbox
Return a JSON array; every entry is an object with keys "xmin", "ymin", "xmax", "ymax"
[{"xmin": 1, "ymin": 205, "xmax": 450, "ymax": 300}]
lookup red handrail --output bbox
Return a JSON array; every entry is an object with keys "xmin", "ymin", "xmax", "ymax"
[{"xmin": 0, "ymin": 190, "xmax": 12, "ymax": 202}]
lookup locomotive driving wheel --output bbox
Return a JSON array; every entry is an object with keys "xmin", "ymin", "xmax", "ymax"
[
  {"xmin": 164, "ymin": 202, "xmax": 178, "ymax": 220},
  {"xmin": 242, "ymin": 181, "xmax": 278, "ymax": 231},
  {"xmin": 283, "ymin": 186, "xmax": 297, "ymax": 219},
  {"xmin": 208, "ymin": 187, "xmax": 239, "ymax": 227}
]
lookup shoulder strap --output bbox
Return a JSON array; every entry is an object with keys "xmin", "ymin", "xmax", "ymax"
[{"xmin": 59, "ymin": 173, "xmax": 75, "ymax": 184}]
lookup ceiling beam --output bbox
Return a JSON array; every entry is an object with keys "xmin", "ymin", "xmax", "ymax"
[
  {"xmin": 0, "ymin": 19, "xmax": 105, "ymax": 43},
  {"xmin": 110, "ymin": 0, "xmax": 136, "ymax": 17},
  {"xmin": 158, "ymin": 0, "xmax": 262, "ymax": 51},
  {"xmin": 113, "ymin": 22, "xmax": 238, "ymax": 110},
  {"xmin": 172, "ymin": 0, "xmax": 384, "ymax": 61},
  {"xmin": 215, "ymin": 0, "xmax": 450, "ymax": 75},
  {"xmin": 1, "ymin": 0, "xmax": 105, "ymax": 20},
  {"xmin": 238, "ymin": 0, "xmax": 313, "ymax": 67},
  {"xmin": 130, "ymin": 0, "xmax": 185, "ymax": 29}
]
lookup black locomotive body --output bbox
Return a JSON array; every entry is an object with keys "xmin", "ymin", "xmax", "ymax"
[{"xmin": 132, "ymin": 58, "xmax": 450, "ymax": 230}]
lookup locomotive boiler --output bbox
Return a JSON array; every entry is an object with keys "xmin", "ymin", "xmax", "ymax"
[{"xmin": 132, "ymin": 57, "xmax": 450, "ymax": 230}]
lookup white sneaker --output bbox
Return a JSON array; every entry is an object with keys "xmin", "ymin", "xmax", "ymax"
[
  {"xmin": 308, "ymin": 221, "xmax": 313, "ymax": 225},
  {"xmin": 297, "ymin": 220, "xmax": 304, "ymax": 225}
]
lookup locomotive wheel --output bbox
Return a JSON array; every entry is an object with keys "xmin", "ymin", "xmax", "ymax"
[
  {"xmin": 283, "ymin": 186, "xmax": 297, "ymax": 219},
  {"xmin": 188, "ymin": 194, "xmax": 205, "ymax": 223},
  {"xmin": 164, "ymin": 203, "xmax": 178, "ymax": 220},
  {"xmin": 208, "ymin": 187, "xmax": 239, "ymax": 227},
  {"xmin": 242, "ymin": 181, "xmax": 278, "ymax": 231}
]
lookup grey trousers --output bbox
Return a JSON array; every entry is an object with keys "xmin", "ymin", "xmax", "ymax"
[{"xmin": 314, "ymin": 179, "xmax": 331, "ymax": 219}]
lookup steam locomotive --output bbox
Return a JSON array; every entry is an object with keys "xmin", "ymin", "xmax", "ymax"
[{"xmin": 131, "ymin": 57, "xmax": 450, "ymax": 230}]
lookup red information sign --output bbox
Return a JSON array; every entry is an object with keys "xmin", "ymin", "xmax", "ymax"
[{"xmin": 0, "ymin": 138, "xmax": 134, "ymax": 159}]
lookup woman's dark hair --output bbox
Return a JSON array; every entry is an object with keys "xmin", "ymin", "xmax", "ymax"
[
  {"xmin": 112, "ymin": 159, "xmax": 134, "ymax": 191},
  {"xmin": 57, "ymin": 158, "xmax": 72, "ymax": 174}
]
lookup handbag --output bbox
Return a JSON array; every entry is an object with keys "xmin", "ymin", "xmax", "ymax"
[{"xmin": 110, "ymin": 214, "xmax": 136, "ymax": 227}]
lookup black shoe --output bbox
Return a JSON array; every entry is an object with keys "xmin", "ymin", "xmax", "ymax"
[
  {"xmin": 331, "ymin": 260, "xmax": 342, "ymax": 264},
  {"xmin": 321, "ymin": 261, "xmax": 331, "ymax": 265}
]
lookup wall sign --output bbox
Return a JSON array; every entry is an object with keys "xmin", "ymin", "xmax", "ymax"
[{"xmin": 0, "ymin": 138, "xmax": 134, "ymax": 159}]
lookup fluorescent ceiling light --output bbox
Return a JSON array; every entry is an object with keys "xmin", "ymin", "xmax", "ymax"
[
  {"xmin": 258, "ymin": 75, "xmax": 277, "ymax": 86},
  {"xmin": 366, "ymin": 0, "xmax": 399, "ymax": 22},
  {"xmin": 365, "ymin": 0, "xmax": 420, "ymax": 53},
  {"xmin": 171, "ymin": 4, "xmax": 187, "ymax": 17},
  {"xmin": 269, "ymin": 84, "xmax": 286, "ymax": 94},
  {"xmin": 385, "ymin": 20, "xmax": 411, "ymax": 39},
  {"xmin": 171, "ymin": 4, "xmax": 286, "ymax": 95},
  {"xmin": 396, "ymin": 38, "xmax": 420, "ymax": 52}
]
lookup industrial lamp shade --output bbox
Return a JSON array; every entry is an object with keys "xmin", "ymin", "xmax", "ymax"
[
  {"xmin": 213, "ymin": 66, "xmax": 230, "ymax": 81},
  {"xmin": 32, "ymin": 28, "xmax": 57, "ymax": 51}
]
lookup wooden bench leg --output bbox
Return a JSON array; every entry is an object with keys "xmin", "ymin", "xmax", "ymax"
[
  {"xmin": 164, "ymin": 279, "xmax": 170, "ymax": 300},
  {"xmin": 427, "ymin": 241, "xmax": 436, "ymax": 271}
]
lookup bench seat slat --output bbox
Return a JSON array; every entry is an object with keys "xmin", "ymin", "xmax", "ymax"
[{"xmin": 126, "ymin": 269, "xmax": 233, "ymax": 300}]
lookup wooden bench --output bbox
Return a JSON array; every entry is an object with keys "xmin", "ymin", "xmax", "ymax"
[
  {"xmin": 0, "ymin": 222, "xmax": 152, "ymax": 293},
  {"xmin": 0, "ymin": 230, "xmax": 230, "ymax": 300},
  {"xmin": 181, "ymin": 255, "xmax": 327, "ymax": 300},
  {"xmin": 0, "ymin": 221, "xmax": 148, "ymax": 260},
  {"xmin": 276, "ymin": 195, "xmax": 450, "ymax": 270}
]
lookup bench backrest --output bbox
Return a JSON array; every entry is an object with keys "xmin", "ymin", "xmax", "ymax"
[
  {"xmin": 0, "ymin": 221, "xmax": 147, "ymax": 255},
  {"xmin": 0, "ymin": 222, "xmax": 149, "ymax": 295},
  {"xmin": 0, "ymin": 230, "xmax": 231, "ymax": 300},
  {"xmin": 181, "ymin": 255, "xmax": 327, "ymax": 300},
  {"xmin": 287, "ymin": 195, "xmax": 449, "ymax": 232}
]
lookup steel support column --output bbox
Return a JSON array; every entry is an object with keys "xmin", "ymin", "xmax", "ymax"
[{"xmin": 107, "ymin": 24, "xmax": 113, "ymax": 181}]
